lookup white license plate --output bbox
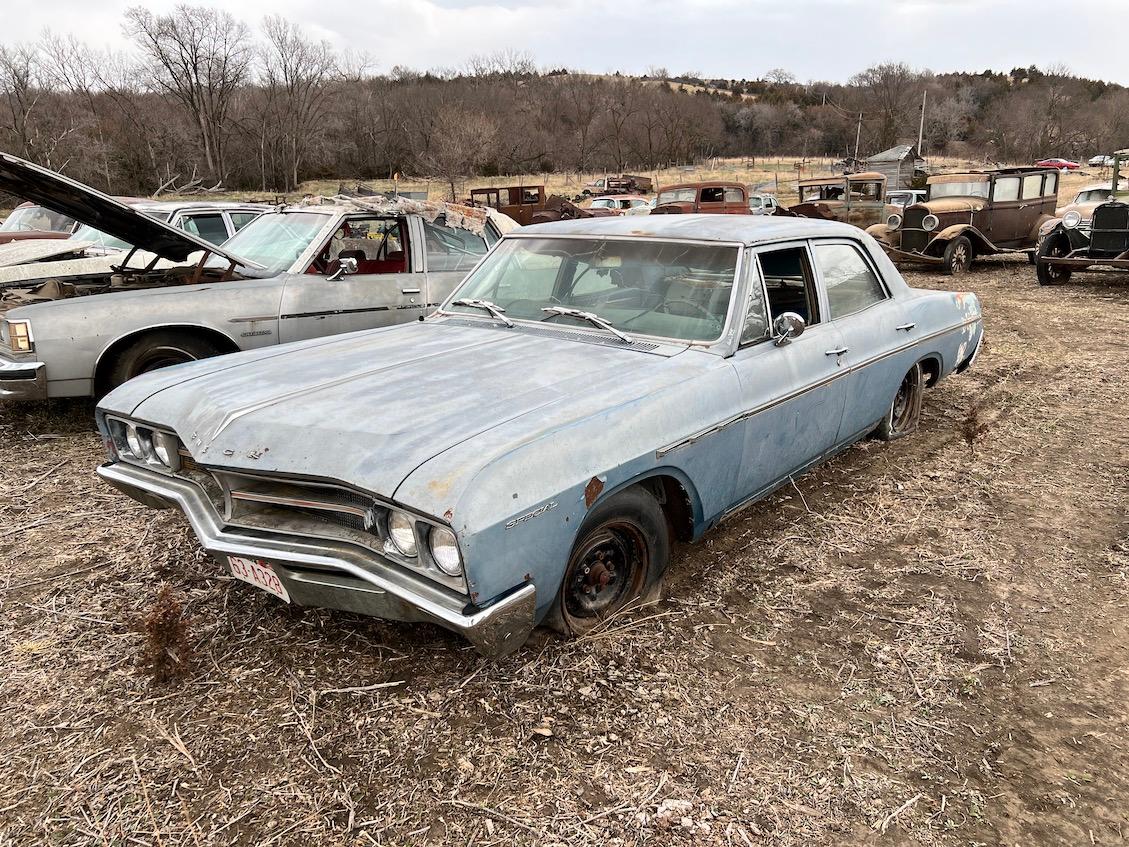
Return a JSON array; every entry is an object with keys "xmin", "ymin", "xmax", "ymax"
[{"xmin": 228, "ymin": 556, "xmax": 291, "ymax": 603}]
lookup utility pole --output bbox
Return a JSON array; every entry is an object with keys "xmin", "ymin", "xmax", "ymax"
[
  {"xmin": 854, "ymin": 113, "xmax": 863, "ymax": 161},
  {"xmin": 917, "ymin": 89, "xmax": 927, "ymax": 154}
]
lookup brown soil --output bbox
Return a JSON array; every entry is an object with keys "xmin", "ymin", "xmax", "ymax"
[{"xmin": 1, "ymin": 260, "xmax": 1127, "ymax": 846}]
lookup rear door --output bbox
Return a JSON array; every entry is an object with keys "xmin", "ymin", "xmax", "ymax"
[
  {"xmin": 278, "ymin": 215, "xmax": 423, "ymax": 343},
  {"xmin": 809, "ymin": 239, "xmax": 911, "ymax": 441}
]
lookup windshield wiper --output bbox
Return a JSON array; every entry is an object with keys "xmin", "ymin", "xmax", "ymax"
[
  {"xmin": 541, "ymin": 306, "xmax": 633, "ymax": 343},
  {"xmin": 452, "ymin": 298, "xmax": 514, "ymax": 327}
]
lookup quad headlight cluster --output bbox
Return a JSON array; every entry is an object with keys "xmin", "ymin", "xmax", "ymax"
[
  {"xmin": 1, "ymin": 319, "xmax": 33, "ymax": 353},
  {"xmin": 105, "ymin": 416, "xmax": 181, "ymax": 473},
  {"xmin": 386, "ymin": 509, "xmax": 462, "ymax": 576}
]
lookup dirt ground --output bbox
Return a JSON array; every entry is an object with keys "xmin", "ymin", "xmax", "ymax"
[{"xmin": 1, "ymin": 259, "xmax": 1127, "ymax": 846}]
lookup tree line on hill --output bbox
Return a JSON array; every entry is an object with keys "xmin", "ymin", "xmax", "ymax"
[{"xmin": 1, "ymin": 5, "xmax": 1127, "ymax": 198}]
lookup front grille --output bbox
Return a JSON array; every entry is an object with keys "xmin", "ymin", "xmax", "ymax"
[
  {"xmin": 1090, "ymin": 203, "xmax": 1129, "ymax": 256},
  {"xmin": 214, "ymin": 471, "xmax": 389, "ymax": 551},
  {"xmin": 899, "ymin": 208, "xmax": 929, "ymax": 253}
]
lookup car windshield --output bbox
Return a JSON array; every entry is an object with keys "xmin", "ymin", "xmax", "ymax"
[
  {"xmin": 657, "ymin": 188, "xmax": 696, "ymax": 204},
  {"xmin": 209, "ymin": 211, "xmax": 327, "ymax": 274},
  {"xmin": 446, "ymin": 236, "xmax": 739, "ymax": 343},
  {"xmin": 590, "ymin": 199, "xmax": 614, "ymax": 208},
  {"xmin": 928, "ymin": 181, "xmax": 990, "ymax": 199},
  {"xmin": 0, "ymin": 205, "xmax": 76, "ymax": 233},
  {"xmin": 1076, "ymin": 189, "xmax": 1113, "ymax": 203}
]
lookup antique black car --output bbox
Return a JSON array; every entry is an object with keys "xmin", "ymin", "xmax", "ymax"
[{"xmin": 1035, "ymin": 149, "xmax": 1129, "ymax": 285}]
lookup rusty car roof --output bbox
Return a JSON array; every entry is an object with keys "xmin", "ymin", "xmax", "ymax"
[
  {"xmin": 798, "ymin": 171, "xmax": 885, "ymax": 187},
  {"xmin": 514, "ymin": 213, "xmax": 861, "ymax": 244},
  {"xmin": 656, "ymin": 181, "xmax": 746, "ymax": 191}
]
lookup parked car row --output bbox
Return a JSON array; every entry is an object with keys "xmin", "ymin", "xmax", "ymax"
[{"xmin": 0, "ymin": 151, "xmax": 984, "ymax": 659}]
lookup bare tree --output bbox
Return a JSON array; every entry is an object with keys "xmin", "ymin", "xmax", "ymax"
[
  {"xmin": 415, "ymin": 105, "xmax": 497, "ymax": 200},
  {"xmin": 850, "ymin": 62, "xmax": 921, "ymax": 151},
  {"xmin": 125, "ymin": 4, "xmax": 253, "ymax": 184},
  {"xmin": 258, "ymin": 15, "xmax": 338, "ymax": 191}
]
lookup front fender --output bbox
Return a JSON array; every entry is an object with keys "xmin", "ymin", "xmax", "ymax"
[
  {"xmin": 866, "ymin": 223, "xmax": 895, "ymax": 245},
  {"xmin": 930, "ymin": 224, "xmax": 996, "ymax": 256}
]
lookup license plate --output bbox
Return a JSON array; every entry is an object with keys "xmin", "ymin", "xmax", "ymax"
[{"xmin": 228, "ymin": 556, "xmax": 290, "ymax": 603}]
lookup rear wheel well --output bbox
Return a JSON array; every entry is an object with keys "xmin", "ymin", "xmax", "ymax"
[
  {"xmin": 95, "ymin": 326, "xmax": 239, "ymax": 396},
  {"xmin": 918, "ymin": 355, "xmax": 942, "ymax": 387},
  {"xmin": 639, "ymin": 475, "xmax": 696, "ymax": 542}
]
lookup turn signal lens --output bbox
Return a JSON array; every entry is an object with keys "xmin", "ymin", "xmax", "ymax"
[{"xmin": 4, "ymin": 319, "xmax": 33, "ymax": 353}]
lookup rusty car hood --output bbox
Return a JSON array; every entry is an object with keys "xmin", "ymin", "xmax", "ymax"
[
  {"xmin": 115, "ymin": 320, "xmax": 695, "ymax": 498},
  {"xmin": 1053, "ymin": 200, "xmax": 1104, "ymax": 220},
  {"xmin": 0, "ymin": 153, "xmax": 255, "ymax": 267}
]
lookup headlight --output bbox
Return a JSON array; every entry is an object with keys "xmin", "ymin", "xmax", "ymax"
[
  {"xmin": 388, "ymin": 511, "xmax": 418, "ymax": 557},
  {"xmin": 429, "ymin": 526, "xmax": 462, "ymax": 575},
  {"xmin": 106, "ymin": 416, "xmax": 181, "ymax": 472},
  {"xmin": 886, "ymin": 213, "xmax": 902, "ymax": 229},
  {"xmin": 2, "ymin": 319, "xmax": 33, "ymax": 353},
  {"xmin": 1062, "ymin": 210, "xmax": 1082, "ymax": 229},
  {"xmin": 921, "ymin": 214, "xmax": 939, "ymax": 232}
]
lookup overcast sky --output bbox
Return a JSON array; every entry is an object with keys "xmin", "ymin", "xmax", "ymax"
[{"xmin": 9, "ymin": 0, "xmax": 1127, "ymax": 85}]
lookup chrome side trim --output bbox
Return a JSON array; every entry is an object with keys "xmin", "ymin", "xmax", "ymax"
[{"xmin": 656, "ymin": 316, "xmax": 980, "ymax": 458}]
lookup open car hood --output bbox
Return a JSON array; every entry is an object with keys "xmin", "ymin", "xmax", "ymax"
[{"xmin": 0, "ymin": 153, "xmax": 257, "ymax": 268}]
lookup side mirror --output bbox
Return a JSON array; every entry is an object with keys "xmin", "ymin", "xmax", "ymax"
[
  {"xmin": 772, "ymin": 312, "xmax": 806, "ymax": 346},
  {"xmin": 328, "ymin": 256, "xmax": 358, "ymax": 281}
]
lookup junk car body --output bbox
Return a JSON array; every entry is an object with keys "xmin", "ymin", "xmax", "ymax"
[
  {"xmin": 582, "ymin": 174, "xmax": 653, "ymax": 196},
  {"xmin": 467, "ymin": 185, "xmax": 547, "ymax": 225},
  {"xmin": 786, "ymin": 172, "xmax": 888, "ymax": 228},
  {"xmin": 866, "ymin": 167, "xmax": 1059, "ymax": 274},
  {"xmin": 0, "ymin": 153, "xmax": 512, "ymax": 401},
  {"xmin": 0, "ymin": 201, "xmax": 77, "ymax": 244},
  {"xmin": 96, "ymin": 215, "xmax": 983, "ymax": 658},
  {"xmin": 1035, "ymin": 149, "xmax": 1129, "ymax": 285},
  {"xmin": 651, "ymin": 182, "xmax": 750, "ymax": 215},
  {"xmin": 588, "ymin": 195, "xmax": 652, "ymax": 216},
  {"xmin": 747, "ymin": 193, "xmax": 779, "ymax": 216}
]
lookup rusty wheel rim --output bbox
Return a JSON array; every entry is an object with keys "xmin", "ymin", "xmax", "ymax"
[
  {"xmin": 951, "ymin": 242, "xmax": 969, "ymax": 272},
  {"xmin": 890, "ymin": 371, "xmax": 917, "ymax": 433},
  {"xmin": 562, "ymin": 520, "xmax": 648, "ymax": 628}
]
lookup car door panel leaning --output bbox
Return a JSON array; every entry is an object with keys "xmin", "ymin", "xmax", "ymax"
[{"xmin": 96, "ymin": 215, "xmax": 982, "ymax": 658}]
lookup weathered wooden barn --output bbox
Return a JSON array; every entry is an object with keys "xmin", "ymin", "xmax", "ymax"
[{"xmin": 866, "ymin": 144, "xmax": 927, "ymax": 189}]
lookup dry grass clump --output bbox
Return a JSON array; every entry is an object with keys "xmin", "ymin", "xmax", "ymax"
[{"xmin": 137, "ymin": 584, "xmax": 193, "ymax": 683}]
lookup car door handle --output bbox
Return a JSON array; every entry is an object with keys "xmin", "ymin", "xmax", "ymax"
[
  {"xmin": 825, "ymin": 347, "xmax": 849, "ymax": 356},
  {"xmin": 401, "ymin": 287, "xmax": 421, "ymax": 294},
  {"xmin": 895, "ymin": 322, "xmax": 916, "ymax": 332}
]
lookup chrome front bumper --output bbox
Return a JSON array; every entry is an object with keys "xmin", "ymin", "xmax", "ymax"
[
  {"xmin": 0, "ymin": 358, "xmax": 47, "ymax": 400},
  {"xmin": 97, "ymin": 461, "xmax": 536, "ymax": 658}
]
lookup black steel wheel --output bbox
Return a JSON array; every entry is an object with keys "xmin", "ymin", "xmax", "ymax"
[
  {"xmin": 941, "ymin": 236, "xmax": 972, "ymax": 275},
  {"xmin": 1035, "ymin": 235, "xmax": 1073, "ymax": 286},
  {"xmin": 546, "ymin": 486, "xmax": 669, "ymax": 637},
  {"xmin": 107, "ymin": 330, "xmax": 225, "ymax": 392},
  {"xmin": 876, "ymin": 362, "xmax": 924, "ymax": 441}
]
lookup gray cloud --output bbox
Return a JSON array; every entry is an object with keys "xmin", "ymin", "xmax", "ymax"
[{"xmin": 8, "ymin": 0, "xmax": 1127, "ymax": 84}]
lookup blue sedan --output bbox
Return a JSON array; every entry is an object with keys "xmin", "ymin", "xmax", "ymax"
[{"xmin": 96, "ymin": 216, "xmax": 983, "ymax": 657}]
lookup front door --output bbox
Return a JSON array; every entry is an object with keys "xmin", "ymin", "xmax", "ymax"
[
  {"xmin": 986, "ymin": 174, "xmax": 1024, "ymax": 245},
  {"xmin": 809, "ymin": 239, "xmax": 912, "ymax": 441},
  {"xmin": 418, "ymin": 214, "xmax": 497, "ymax": 308},
  {"xmin": 278, "ymin": 215, "xmax": 424, "ymax": 343},
  {"xmin": 729, "ymin": 243, "xmax": 848, "ymax": 503}
]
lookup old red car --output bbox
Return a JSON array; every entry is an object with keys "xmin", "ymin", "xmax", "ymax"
[{"xmin": 1035, "ymin": 158, "xmax": 1080, "ymax": 171}]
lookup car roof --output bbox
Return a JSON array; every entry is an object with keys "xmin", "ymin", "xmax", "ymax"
[
  {"xmin": 798, "ymin": 171, "xmax": 885, "ymax": 187},
  {"xmin": 657, "ymin": 181, "xmax": 745, "ymax": 191},
  {"xmin": 135, "ymin": 200, "xmax": 272, "ymax": 213},
  {"xmin": 592, "ymin": 194, "xmax": 646, "ymax": 201},
  {"xmin": 514, "ymin": 214, "xmax": 863, "ymax": 244}
]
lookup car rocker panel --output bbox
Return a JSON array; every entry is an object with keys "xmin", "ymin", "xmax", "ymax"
[{"xmin": 97, "ymin": 216, "xmax": 983, "ymax": 657}]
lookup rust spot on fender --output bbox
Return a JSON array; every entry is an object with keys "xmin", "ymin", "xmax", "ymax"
[
  {"xmin": 584, "ymin": 476, "xmax": 604, "ymax": 508},
  {"xmin": 443, "ymin": 508, "xmax": 454, "ymax": 521}
]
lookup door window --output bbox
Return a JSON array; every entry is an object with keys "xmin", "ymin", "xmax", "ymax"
[
  {"xmin": 814, "ymin": 242, "xmax": 888, "ymax": 319},
  {"xmin": 700, "ymin": 186, "xmax": 725, "ymax": 203},
  {"xmin": 850, "ymin": 182, "xmax": 882, "ymax": 201},
  {"xmin": 423, "ymin": 215, "xmax": 490, "ymax": 272},
  {"xmin": 756, "ymin": 246, "xmax": 819, "ymax": 327},
  {"xmin": 993, "ymin": 177, "xmax": 1020, "ymax": 202},
  {"xmin": 229, "ymin": 211, "xmax": 260, "ymax": 231},
  {"xmin": 181, "ymin": 213, "xmax": 230, "ymax": 245},
  {"xmin": 1022, "ymin": 174, "xmax": 1044, "ymax": 199},
  {"xmin": 1044, "ymin": 172, "xmax": 1058, "ymax": 196},
  {"xmin": 311, "ymin": 217, "xmax": 408, "ymax": 275},
  {"xmin": 724, "ymin": 187, "xmax": 745, "ymax": 203}
]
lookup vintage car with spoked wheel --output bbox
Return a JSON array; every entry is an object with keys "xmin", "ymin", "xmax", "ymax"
[
  {"xmin": 1034, "ymin": 148, "xmax": 1129, "ymax": 285},
  {"xmin": 866, "ymin": 168, "xmax": 1059, "ymax": 274},
  {"xmin": 96, "ymin": 215, "xmax": 982, "ymax": 658}
]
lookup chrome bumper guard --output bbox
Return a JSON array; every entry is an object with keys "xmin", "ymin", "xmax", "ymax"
[
  {"xmin": 0, "ymin": 358, "xmax": 47, "ymax": 400},
  {"xmin": 98, "ymin": 461, "xmax": 536, "ymax": 658}
]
